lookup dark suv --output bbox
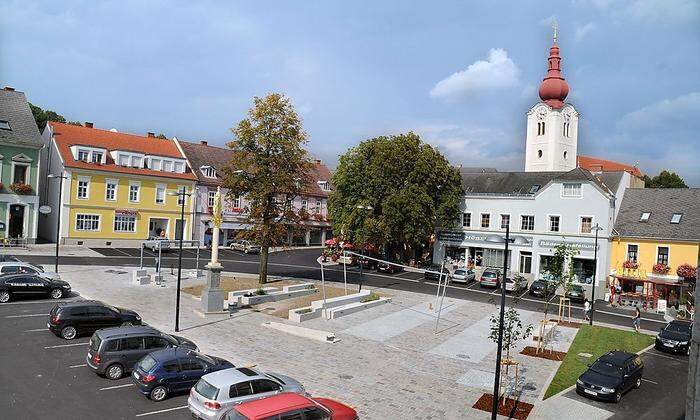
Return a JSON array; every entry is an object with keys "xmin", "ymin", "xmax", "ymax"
[
  {"xmin": 132, "ymin": 347, "xmax": 233, "ymax": 401},
  {"xmin": 655, "ymin": 319, "xmax": 692, "ymax": 355},
  {"xmin": 423, "ymin": 264, "xmax": 444, "ymax": 281},
  {"xmin": 87, "ymin": 326, "xmax": 197, "ymax": 380},
  {"xmin": 48, "ymin": 300, "xmax": 142, "ymax": 340},
  {"xmin": 576, "ymin": 350, "xmax": 644, "ymax": 402}
]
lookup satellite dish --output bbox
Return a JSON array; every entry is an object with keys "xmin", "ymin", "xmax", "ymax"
[{"xmin": 39, "ymin": 205, "xmax": 52, "ymax": 214}]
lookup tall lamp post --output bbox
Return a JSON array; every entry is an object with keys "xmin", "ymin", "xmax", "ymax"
[
  {"xmin": 485, "ymin": 226, "xmax": 529, "ymax": 419},
  {"xmin": 47, "ymin": 174, "xmax": 69, "ymax": 273},
  {"xmin": 355, "ymin": 205, "xmax": 373, "ymax": 292},
  {"xmin": 168, "ymin": 186, "xmax": 192, "ymax": 332},
  {"xmin": 589, "ymin": 223, "xmax": 603, "ymax": 326}
]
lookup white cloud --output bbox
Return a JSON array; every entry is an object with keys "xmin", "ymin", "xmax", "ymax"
[
  {"xmin": 626, "ymin": 0, "xmax": 699, "ymax": 24},
  {"xmin": 575, "ymin": 22, "xmax": 596, "ymax": 41},
  {"xmin": 617, "ymin": 92, "xmax": 700, "ymax": 132},
  {"xmin": 429, "ymin": 49, "xmax": 520, "ymax": 100}
]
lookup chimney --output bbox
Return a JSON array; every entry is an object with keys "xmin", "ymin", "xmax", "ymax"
[
  {"xmin": 4, "ymin": 86, "xmax": 15, "ymax": 91},
  {"xmin": 314, "ymin": 159, "xmax": 321, "ymax": 165},
  {"xmin": 200, "ymin": 140, "xmax": 208, "ymax": 146},
  {"xmin": 85, "ymin": 122, "xmax": 93, "ymax": 128},
  {"xmin": 147, "ymin": 132, "xmax": 155, "ymax": 138}
]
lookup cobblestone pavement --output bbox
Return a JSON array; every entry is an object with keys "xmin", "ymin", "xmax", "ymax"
[{"xmin": 56, "ymin": 265, "xmax": 581, "ymax": 419}]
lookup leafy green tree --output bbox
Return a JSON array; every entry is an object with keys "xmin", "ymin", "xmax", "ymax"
[
  {"xmin": 642, "ymin": 170, "xmax": 688, "ymax": 188},
  {"xmin": 67, "ymin": 121, "xmax": 83, "ymax": 126},
  {"xmin": 489, "ymin": 306, "xmax": 534, "ymax": 365},
  {"xmin": 542, "ymin": 243, "xmax": 579, "ymax": 319},
  {"xmin": 221, "ymin": 93, "xmax": 313, "ymax": 284},
  {"xmin": 328, "ymin": 132, "xmax": 462, "ymax": 262},
  {"xmin": 29, "ymin": 103, "xmax": 66, "ymax": 131},
  {"xmin": 156, "ymin": 133, "xmax": 167, "ymax": 139}
]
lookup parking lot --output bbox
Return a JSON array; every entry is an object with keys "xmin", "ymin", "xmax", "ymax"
[
  {"xmin": 0, "ymin": 297, "xmax": 191, "ymax": 419},
  {"xmin": 563, "ymin": 346, "xmax": 688, "ymax": 420}
]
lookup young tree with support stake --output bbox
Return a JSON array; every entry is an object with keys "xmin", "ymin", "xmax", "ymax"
[
  {"xmin": 488, "ymin": 305, "xmax": 533, "ymax": 403},
  {"xmin": 222, "ymin": 93, "xmax": 313, "ymax": 285}
]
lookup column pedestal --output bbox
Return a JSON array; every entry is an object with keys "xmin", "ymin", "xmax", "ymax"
[{"xmin": 200, "ymin": 262, "xmax": 225, "ymax": 314}]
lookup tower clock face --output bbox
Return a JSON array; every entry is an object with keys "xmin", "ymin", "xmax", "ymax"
[
  {"xmin": 564, "ymin": 112, "xmax": 572, "ymax": 122},
  {"xmin": 537, "ymin": 107, "xmax": 547, "ymax": 120}
]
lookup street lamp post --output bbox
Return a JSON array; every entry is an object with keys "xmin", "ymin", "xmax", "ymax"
[
  {"xmin": 168, "ymin": 187, "xmax": 192, "ymax": 332},
  {"xmin": 485, "ymin": 226, "xmax": 528, "ymax": 419},
  {"xmin": 47, "ymin": 174, "xmax": 68, "ymax": 273},
  {"xmin": 589, "ymin": 223, "xmax": 603, "ymax": 326}
]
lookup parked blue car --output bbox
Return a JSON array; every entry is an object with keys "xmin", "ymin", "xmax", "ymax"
[{"xmin": 131, "ymin": 347, "xmax": 234, "ymax": 401}]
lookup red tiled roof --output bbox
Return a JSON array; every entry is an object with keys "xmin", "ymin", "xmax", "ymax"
[
  {"xmin": 49, "ymin": 122, "xmax": 197, "ymax": 181},
  {"xmin": 577, "ymin": 155, "xmax": 644, "ymax": 178}
]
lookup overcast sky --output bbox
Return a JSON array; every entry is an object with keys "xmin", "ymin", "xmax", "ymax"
[{"xmin": 1, "ymin": 1, "xmax": 698, "ymax": 184}]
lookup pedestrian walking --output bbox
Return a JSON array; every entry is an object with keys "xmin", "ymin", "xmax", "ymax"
[
  {"xmin": 633, "ymin": 307, "xmax": 641, "ymax": 332},
  {"xmin": 584, "ymin": 298, "xmax": 591, "ymax": 321}
]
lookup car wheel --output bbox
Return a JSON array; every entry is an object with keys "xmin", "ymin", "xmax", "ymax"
[
  {"xmin": 614, "ymin": 391, "xmax": 621, "ymax": 403},
  {"xmin": 50, "ymin": 288, "xmax": 63, "ymax": 299},
  {"xmin": 121, "ymin": 321, "xmax": 133, "ymax": 327},
  {"xmin": 0, "ymin": 290, "xmax": 10, "ymax": 303},
  {"xmin": 106, "ymin": 363, "xmax": 124, "ymax": 380},
  {"xmin": 150, "ymin": 385, "xmax": 168, "ymax": 401},
  {"xmin": 634, "ymin": 378, "xmax": 641, "ymax": 389},
  {"xmin": 244, "ymin": 248, "xmax": 249, "ymax": 254},
  {"xmin": 61, "ymin": 326, "xmax": 77, "ymax": 340}
]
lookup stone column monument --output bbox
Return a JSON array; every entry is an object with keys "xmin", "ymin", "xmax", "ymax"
[{"xmin": 201, "ymin": 187, "xmax": 225, "ymax": 313}]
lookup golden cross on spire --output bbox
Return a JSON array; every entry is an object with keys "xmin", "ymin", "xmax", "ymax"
[{"xmin": 552, "ymin": 20, "xmax": 558, "ymax": 44}]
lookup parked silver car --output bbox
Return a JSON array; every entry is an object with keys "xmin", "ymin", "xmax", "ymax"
[
  {"xmin": 505, "ymin": 275, "xmax": 528, "ymax": 293},
  {"xmin": 188, "ymin": 367, "xmax": 305, "ymax": 420},
  {"xmin": 143, "ymin": 237, "xmax": 171, "ymax": 253},
  {"xmin": 0, "ymin": 262, "xmax": 60, "ymax": 281},
  {"xmin": 451, "ymin": 268, "xmax": 475, "ymax": 284},
  {"xmin": 229, "ymin": 240, "xmax": 260, "ymax": 254}
]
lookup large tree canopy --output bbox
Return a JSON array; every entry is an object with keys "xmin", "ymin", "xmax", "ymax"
[
  {"xmin": 642, "ymin": 170, "xmax": 688, "ymax": 188},
  {"xmin": 221, "ymin": 93, "xmax": 313, "ymax": 284},
  {"xmin": 29, "ymin": 103, "xmax": 81, "ymax": 131},
  {"xmin": 328, "ymin": 132, "xmax": 462, "ymax": 261}
]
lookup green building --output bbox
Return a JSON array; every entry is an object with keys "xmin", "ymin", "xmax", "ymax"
[{"xmin": 0, "ymin": 87, "xmax": 43, "ymax": 244}]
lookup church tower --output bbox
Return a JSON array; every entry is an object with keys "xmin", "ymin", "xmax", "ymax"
[{"xmin": 524, "ymin": 26, "xmax": 579, "ymax": 172}]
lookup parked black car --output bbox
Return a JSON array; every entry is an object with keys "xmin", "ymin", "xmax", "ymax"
[
  {"xmin": 48, "ymin": 300, "xmax": 142, "ymax": 340},
  {"xmin": 423, "ymin": 264, "xmax": 445, "ymax": 281},
  {"xmin": 131, "ymin": 347, "xmax": 233, "ymax": 401},
  {"xmin": 576, "ymin": 350, "xmax": 644, "ymax": 402},
  {"xmin": 87, "ymin": 326, "xmax": 197, "ymax": 380},
  {"xmin": 655, "ymin": 320, "xmax": 692, "ymax": 356},
  {"xmin": 0, "ymin": 273, "xmax": 71, "ymax": 303},
  {"xmin": 529, "ymin": 279, "xmax": 555, "ymax": 297},
  {"xmin": 377, "ymin": 261, "xmax": 402, "ymax": 274},
  {"xmin": 0, "ymin": 254, "xmax": 21, "ymax": 263},
  {"xmin": 566, "ymin": 284, "xmax": 586, "ymax": 303}
]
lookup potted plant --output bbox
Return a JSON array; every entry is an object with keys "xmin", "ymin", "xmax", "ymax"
[
  {"xmin": 9, "ymin": 183, "xmax": 32, "ymax": 195},
  {"xmin": 622, "ymin": 260, "xmax": 638, "ymax": 270},
  {"xmin": 677, "ymin": 263, "xmax": 697, "ymax": 281},
  {"xmin": 652, "ymin": 263, "xmax": 670, "ymax": 275}
]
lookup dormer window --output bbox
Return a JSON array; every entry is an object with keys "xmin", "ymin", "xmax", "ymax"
[
  {"xmin": 201, "ymin": 166, "xmax": 217, "ymax": 178},
  {"xmin": 72, "ymin": 146, "xmax": 106, "ymax": 164},
  {"xmin": 317, "ymin": 181, "xmax": 330, "ymax": 191},
  {"xmin": 91, "ymin": 151, "xmax": 103, "ymax": 163},
  {"xmin": 118, "ymin": 154, "xmax": 129, "ymax": 166},
  {"xmin": 640, "ymin": 212, "xmax": 651, "ymax": 222},
  {"xmin": 671, "ymin": 213, "xmax": 682, "ymax": 224},
  {"xmin": 77, "ymin": 149, "xmax": 90, "ymax": 162}
]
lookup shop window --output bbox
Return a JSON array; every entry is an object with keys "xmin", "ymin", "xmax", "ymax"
[
  {"xmin": 483, "ymin": 248, "xmax": 511, "ymax": 269},
  {"xmin": 519, "ymin": 252, "xmax": 532, "ymax": 274},
  {"xmin": 114, "ymin": 215, "xmax": 136, "ymax": 232},
  {"xmin": 481, "ymin": 213, "xmax": 490, "ymax": 229},
  {"xmin": 657, "ymin": 247, "xmax": 669, "ymax": 266},
  {"xmin": 75, "ymin": 214, "xmax": 100, "ymax": 231},
  {"xmin": 500, "ymin": 214, "xmax": 510, "ymax": 230},
  {"xmin": 549, "ymin": 215, "xmax": 560, "ymax": 232},
  {"xmin": 626, "ymin": 244, "xmax": 638, "ymax": 263},
  {"xmin": 521, "ymin": 215, "xmax": 534, "ymax": 231},
  {"xmin": 462, "ymin": 213, "xmax": 471, "ymax": 228},
  {"xmin": 572, "ymin": 258, "xmax": 595, "ymax": 284},
  {"xmin": 580, "ymin": 217, "xmax": 593, "ymax": 234}
]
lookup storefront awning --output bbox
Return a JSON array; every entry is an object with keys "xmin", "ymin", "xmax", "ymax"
[{"xmin": 611, "ymin": 273, "xmax": 689, "ymax": 286}]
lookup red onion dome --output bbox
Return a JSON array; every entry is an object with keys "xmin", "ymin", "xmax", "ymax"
[{"xmin": 538, "ymin": 44, "xmax": 569, "ymax": 108}]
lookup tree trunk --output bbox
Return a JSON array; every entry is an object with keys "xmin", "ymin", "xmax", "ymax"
[{"xmin": 259, "ymin": 245, "xmax": 269, "ymax": 284}]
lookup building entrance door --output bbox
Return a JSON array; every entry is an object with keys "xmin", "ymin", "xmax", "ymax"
[{"xmin": 8, "ymin": 204, "xmax": 25, "ymax": 238}]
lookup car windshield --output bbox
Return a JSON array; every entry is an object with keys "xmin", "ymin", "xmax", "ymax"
[
  {"xmin": 590, "ymin": 360, "xmax": 621, "ymax": 377},
  {"xmin": 194, "ymin": 379, "xmax": 219, "ymax": 400},
  {"xmin": 666, "ymin": 323, "xmax": 691, "ymax": 334},
  {"xmin": 483, "ymin": 272, "xmax": 497, "ymax": 278},
  {"xmin": 137, "ymin": 354, "xmax": 158, "ymax": 372}
]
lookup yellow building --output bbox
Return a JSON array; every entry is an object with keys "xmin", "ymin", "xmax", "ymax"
[
  {"xmin": 39, "ymin": 122, "xmax": 197, "ymax": 246},
  {"xmin": 609, "ymin": 188, "xmax": 699, "ymax": 309}
]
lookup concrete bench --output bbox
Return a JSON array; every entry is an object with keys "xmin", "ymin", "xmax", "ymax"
[
  {"xmin": 283, "ymin": 283, "xmax": 315, "ymax": 292},
  {"xmin": 311, "ymin": 290, "xmax": 371, "ymax": 311},
  {"xmin": 325, "ymin": 297, "xmax": 392, "ymax": 319},
  {"xmin": 240, "ymin": 288, "xmax": 317, "ymax": 305}
]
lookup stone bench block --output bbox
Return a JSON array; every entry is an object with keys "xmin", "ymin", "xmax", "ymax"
[
  {"xmin": 282, "ymin": 283, "xmax": 315, "ymax": 293},
  {"xmin": 325, "ymin": 297, "xmax": 391, "ymax": 319},
  {"xmin": 311, "ymin": 290, "xmax": 370, "ymax": 310}
]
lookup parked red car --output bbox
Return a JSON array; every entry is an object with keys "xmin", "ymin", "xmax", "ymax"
[{"xmin": 223, "ymin": 392, "xmax": 358, "ymax": 420}]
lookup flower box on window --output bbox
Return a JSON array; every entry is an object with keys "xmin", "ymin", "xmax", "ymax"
[
  {"xmin": 652, "ymin": 263, "xmax": 670, "ymax": 275},
  {"xmin": 677, "ymin": 263, "xmax": 697, "ymax": 280},
  {"xmin": 622, "ymin": 260, "xmax": 638, "ymax": 270},
  {"xmin": 9, "ymin": 183, "xmax": 32, "ymax": 195}
]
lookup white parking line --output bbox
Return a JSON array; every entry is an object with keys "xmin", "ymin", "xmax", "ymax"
[
  {"xmin": 135, "ymin": 405, "xmax": 188, "ymax": 417},
  {"xmin": 69, "ymin": 363, "xmax": 88, "ymax": 368},
  {"xmin": 44, "ymin": 342, "xmax": 88, "ymax": 349},
  {"xmin": 642, "ymin": 378, "xmax": 659, "ymax": 384},
  {"xmin": 23, "ymin": 328, "xmax": 49, "ymax": 332},
  {"xmin": 99, "ymin": 383, "xmax": 134, "ymax": 391},
  {"xmin": 0, "ymin": 299, "xmax": 74, "ymax": 305},
  {"xmin": 647, "ymin": 350, "xmax": 686, "ymax": 361},
  {"xmin": 5, "ymin": 313, "xmax": 48, "ymax": 318}
]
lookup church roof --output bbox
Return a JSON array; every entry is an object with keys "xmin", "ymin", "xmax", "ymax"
[{"xmin": 577, "ymin": 155, "xmax": 644, "ymax": 178}]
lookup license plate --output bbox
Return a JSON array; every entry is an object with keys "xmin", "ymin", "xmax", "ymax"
[
  {"xmin": 133, "ymin": 371, "xmax": 140, "ymax": 380},
  {"xmin": 584, "ymin": 389, "xmax": 597, "ymax": 396},
  {"xmin": 663, "ymin": 343, "xmax": 675, "ymax": 347}
]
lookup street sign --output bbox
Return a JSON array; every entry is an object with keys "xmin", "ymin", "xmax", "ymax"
[{"xmin": 39, "ymin": 205, "xmax": 52, "ymax": 214}]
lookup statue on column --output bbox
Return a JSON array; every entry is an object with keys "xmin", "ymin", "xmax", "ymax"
[{"xmin": 201, "ymin": 186, "xmax": 225, "ymax": 313}]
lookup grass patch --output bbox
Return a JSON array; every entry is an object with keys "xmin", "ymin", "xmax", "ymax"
[
  {"xmin": 361, "ymin": 292, "xmax": 380, "ymax": 303},
  {"xmin": 543, "ymin": 324, "xmax": 654, "ymax": 399}
]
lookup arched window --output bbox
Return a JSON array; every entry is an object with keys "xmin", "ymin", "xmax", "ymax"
[
  {"xmin": 537, "ymin": 122, "xmax": 541, "ymax": 136},
  {"xmin": 537, "ymin": 150, "xmax": 543, "ymax": 158},
  {"xmin": 542, "ymin": 122, "xmax": 546, "ymax": 135}
]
